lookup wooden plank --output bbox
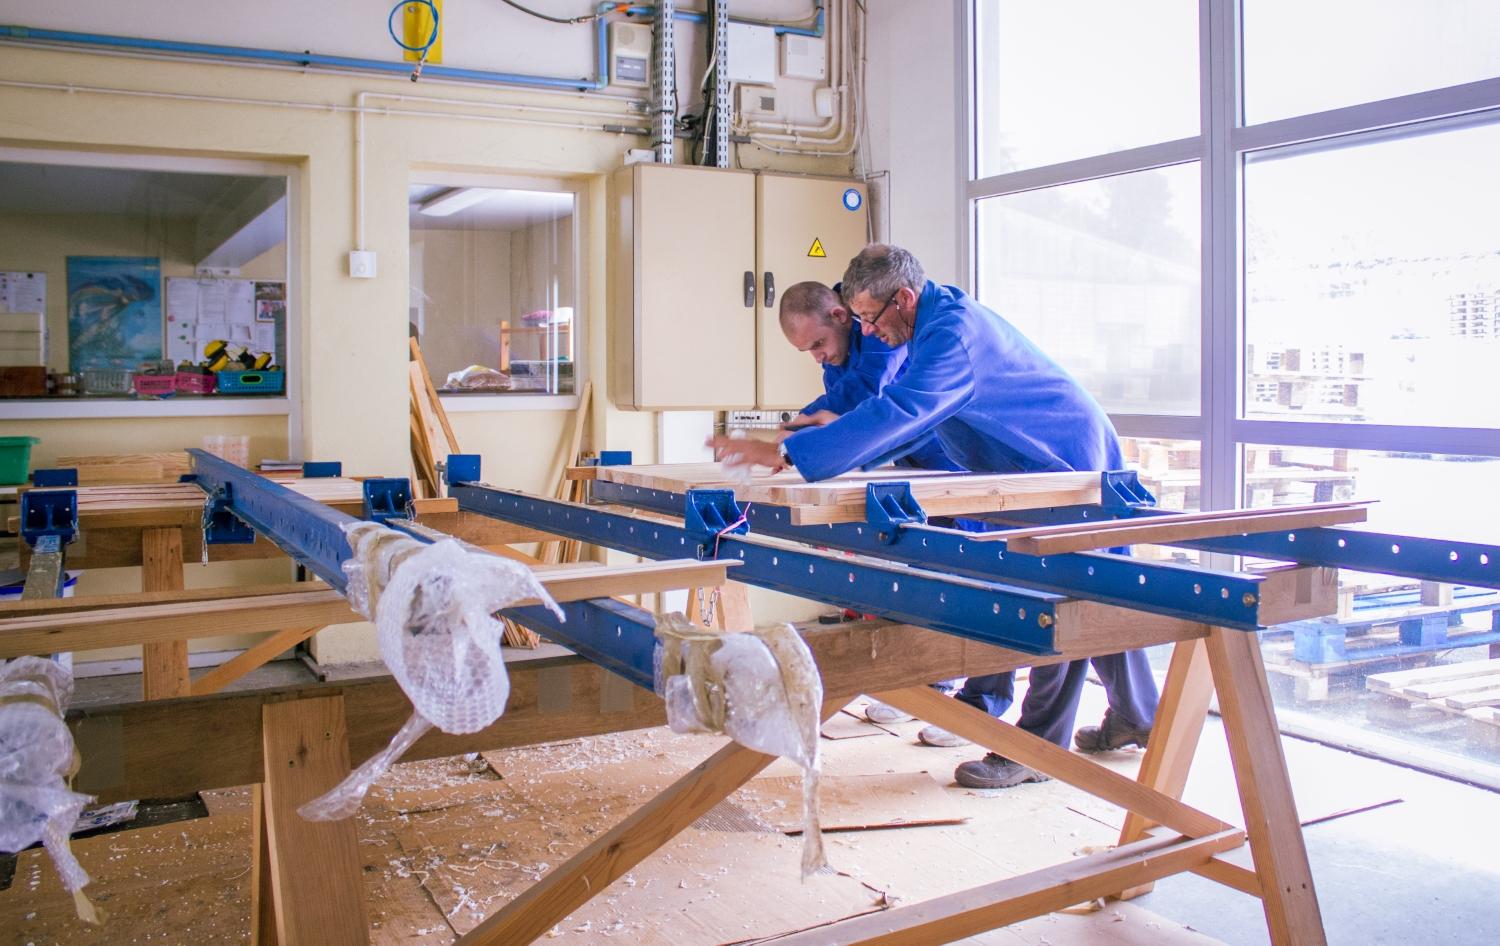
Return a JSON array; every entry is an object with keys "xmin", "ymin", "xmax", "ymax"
[
  {"xmin": 986, "ymin": 501, "xmax": 1371, "ymax": 554},
  {"xmin": 410, "ymin": 336, "xmax": 460, "ymax": 457},
  {"xmin": 260, "ymin": 696, "xmax": 369, "ymax": 946},
  {"xmin": 764, "ymin": 829, "xmax": 1245, "ymax": 946},
  {"xmin": 250, "ymin": 784, "xmax": 280, "ymax": 946},
  {"xmin": 593, "ymin": 463, "xmax": 1102, "ymax": 523},
  {"xmin": 69, "ymin": 654, "xmax": 666, "ymax": 805},
  {"xmin": 1405, "ymin": 672, "xmax": 1500, "ymax": 701},
  {"xmin": 870, "ymin": 685, "xmax": 1229, "ymax": 839},
  {"xmin": 1441, "ymin": 686, "xmax": 1500, "ymax": 711},
  {"xmin": 0, "ymin": 581, "xmax": 321, "ymax": 619},
  {"xmin": 190, "ymin": 625, "xmax": 322, "ymax": 697},
  {"xmin": 0, "ymin": 558, "xmax": 735, "ymax": 658},
  {"xmin": 1206, "ymin": 626, "xmax": 1327, "ymax": 945},
  {"xmin": 1115, "ymin": 637, "xmax": 1214, "ymax": 899},
  {"xmin": 140, "ymin": 526, "xmax": 190, "ymax": 701},
  {"xmin": 1367, "ymin": 658, "xmax": 1500, "ymax": 693},
  {"xmin": 455, "ymin": 700, "xmax": 841, "ymax": 946}
]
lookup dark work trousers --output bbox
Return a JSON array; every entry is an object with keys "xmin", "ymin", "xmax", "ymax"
[{"xmin": 950, "ymin": 652, "xmax": 1158, "ymax": 747}]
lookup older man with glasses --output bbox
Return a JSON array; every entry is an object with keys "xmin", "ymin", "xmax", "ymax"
[{"xmin": 712, "ymin": 243, "xmax": 1159, "ymax": 790}]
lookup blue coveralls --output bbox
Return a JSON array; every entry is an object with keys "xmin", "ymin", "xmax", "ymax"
[
  {"xmin": 801, "ymin": 320, "xmax": 1011, "ymax": 716},
  {"xmin": 783, "ymin": 281, "xmax": 1158, "ymax": 747}
]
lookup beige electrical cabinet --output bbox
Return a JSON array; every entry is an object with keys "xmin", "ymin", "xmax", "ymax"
[{"xmin": 609, "ymin": 164, "xmax": 868, "ymax": 410}]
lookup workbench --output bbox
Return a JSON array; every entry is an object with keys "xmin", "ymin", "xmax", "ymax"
[{"xmin": 6, "ymin": 453, "xmax": 1497, "ymax": 945}]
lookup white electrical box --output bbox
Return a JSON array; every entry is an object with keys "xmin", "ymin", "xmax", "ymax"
[
  {"xmin": 726, "ymin": 22, "xmax": 777, "ymax": 85},
  {"xmin": 737, "ymin": 84, "xmax": 779, "ymax": 118},
  {"xmin": 780, "ymin": 33, "xmax": 827, "ymax": 80},
  {"xmin": 610, "ymin": 22, "xmax": 652, "ymax": 87}
]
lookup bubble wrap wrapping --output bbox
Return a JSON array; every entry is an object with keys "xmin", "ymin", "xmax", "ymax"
[
  {"xmin": 0, "ymin": 657, "xmax": 95, "ymax": 904},
  {"xmin": 300, "ymin": 522, "xmax": 564, "ymax": 821},
  {"xmin": 654, "ymin": 614, "xmax": 827, "ymax": 876}
]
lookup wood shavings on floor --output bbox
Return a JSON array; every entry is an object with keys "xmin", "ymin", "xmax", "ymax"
[{"xmin": 0, "ymin": 705, "xmax": 1226, "ymax": 945}]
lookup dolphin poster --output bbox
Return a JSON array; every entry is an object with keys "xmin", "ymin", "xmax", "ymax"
[{"xmin": 66, "ymin": 256, "xmax": 163, "ymax": 372}]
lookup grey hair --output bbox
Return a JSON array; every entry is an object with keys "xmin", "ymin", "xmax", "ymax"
[{"xmin": 839, "ymin": 244, "xmax": 925, "ymax": 303}]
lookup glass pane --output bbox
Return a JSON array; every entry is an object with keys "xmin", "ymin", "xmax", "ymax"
[
  {"xmin": 1121, "ymin": 436, "xmax": 1201, "ymax": 565},
  {"xmin": 409, "ymin": 185, "xmax": 576, "ymax": 395},
  {"xmin": 973, "ymin": 0, "xmax": 1198, "ymax": 176},
  {"xmin": 0, "ymin": 160, "xmax": 288, "ymax": 399},
  {"xmin": 1243, "ymin": 121, "xmax": 1500, "ymax": 427},
  {"xmin": 974, "ymin": 165, "xmax": 1201, "ymax": 414},
  {"xmin": 1248, "ymin": 445, "xmax": 1500, "ymax": 780},
  {"xmin": 1244, "ymin": 0, "xmax": 1500, "ymax": 124}
]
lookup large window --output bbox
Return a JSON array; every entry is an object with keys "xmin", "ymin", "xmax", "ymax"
[
  {"xmin": 408, "ymin": 179, "xmax": 579, "ymax": 398},
  {"xmin": 968, "ymin": 1, "xmax": 1500, "ymax": 786}
]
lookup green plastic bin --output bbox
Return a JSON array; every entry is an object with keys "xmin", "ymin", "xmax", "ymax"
[{"xmin": 0, "ymin": 436, "xmax": 39, "ymax": 485}]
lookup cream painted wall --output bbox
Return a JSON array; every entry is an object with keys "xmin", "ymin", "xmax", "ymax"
[{"xmin": 864, "ymin": 0, "xmax": 964, "ymax": 285}]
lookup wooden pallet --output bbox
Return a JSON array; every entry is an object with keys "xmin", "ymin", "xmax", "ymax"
[{"xmin": 1367, "ymin": 659, "xmax": 1500, "ymax": 746}]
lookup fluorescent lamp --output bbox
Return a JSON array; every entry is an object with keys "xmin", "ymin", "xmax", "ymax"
[{"xmin": 418, "ymin": 187, "xmax": 497, "ymax": 217}]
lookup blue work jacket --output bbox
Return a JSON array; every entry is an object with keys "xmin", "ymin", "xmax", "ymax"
[
  {"xmin": 783, "ymin": 281, "xmax": 1121, "ymax": 481},
  {"xmin": 799, "ymin": 321, "xmax": 962, "ymax": 473}
]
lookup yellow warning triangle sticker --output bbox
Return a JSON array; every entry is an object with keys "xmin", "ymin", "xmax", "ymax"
[{"xmin": 807, "ymin": 237, "xmax": 826, "ymax": 258}]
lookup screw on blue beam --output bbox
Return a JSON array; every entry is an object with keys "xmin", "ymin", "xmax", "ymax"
[
  {"xmin": 302, "ymin": 461, "xmax": 342, "ymax": 479},
  {"xmin": 20, "ymin": 489, "xmax": 77, "ymax": 547},
  {"xmin": 1101, "ymin": 470, "xmax": 1156, "ymax": 510},
  {"xmin": 598, "ymin": 450, "xmax": 633, "ymax": 466},
  {"xmin": 444, "ymin": 454, "xmax": 482, "ymax": 486},
  {"xmin": 203, "ymin": 484, "xmax": 257, "ymax": 544},
  {"xmin": 865, "ymin": 481, "xmax": 925, "ymax": 543},
  {"xmin": 31, "ymin": 468, "xmax": 78, "ymax": 488},
  {"xmin": 683, "ymin": 489, "xmax": 747, "ymax": 558},
  {"xmin": 363, "ymin": 477, "xmax": 413, "ymax": 524}
]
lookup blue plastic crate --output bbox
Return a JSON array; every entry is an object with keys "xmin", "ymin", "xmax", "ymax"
[{"xmin": 217, "ymin": 370, "xmax": 285, "ymax": 395}]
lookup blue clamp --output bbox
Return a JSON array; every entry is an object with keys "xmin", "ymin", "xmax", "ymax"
[
  {"xmin": 20, "ymin": 489, "xmax": 77, "ymax": 548},
  {"xmin": 865, "ymin": 481, "xmax": 925, "ymax": 543},
  {"xmin": 444, "ymin": 454, "xmax": 482, "ymax": 486},
  {"xmin": 1101, "ymin": 470, "xmax": 1157, "ymax": 511},
  {"xmin": 302, "ymin": 461, "xmax": 343, "ymax": 479},
  {"xmin": 363, "ymin": 477, "xmax": 413, "ymax": 523},
  {"xmin": 31, "ymin": 468, "xmax": 78, "ymax": 488},
  {"xmin": 683, "ymin": 488, "xmax": 747, "ymax": 558},
  {"xmin": 203, "ymin": 484, "xmax": 257, "ymax": 544},
  {"xmin": 598, "ymin": 450, "xmax": 633, "ymax": 466}
]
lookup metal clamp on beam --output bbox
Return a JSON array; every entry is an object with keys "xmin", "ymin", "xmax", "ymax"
[
  {"xmin": 866, "ymin": 481, "xmax": 925, "ymax": 543},
  {"xmin": 301, "ymin": 461, "xmax": 342, "ymax": 479},
  {"xmin": 19, "ymin": 490, "xmax": 77, "ymax": 548},
  {"xmin": 1101, "ymin": 470, "xmax": 1156, "ymax": 510},
  {"xmin": 31, "ymin": 468, "xmax": 78, "ymax": 488},
  {"xmin": 363, "ymin": 477, "xmax": 413, "ymax": 524},
  {"xmin": 202, "ymin": 484, "xmax": 257, "ymax": 544},
  {"xmin": 684, "ymin": 488, "xmax": 747, "ymax": 558},
  {"xmin": 443, "ymin": 454, "xmax": 482, "ymax": 487}
]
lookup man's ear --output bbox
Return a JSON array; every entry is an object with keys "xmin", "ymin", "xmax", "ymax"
[{"xmin": 829, "ymin": 306, "xmax": 852, "ymax": 327}]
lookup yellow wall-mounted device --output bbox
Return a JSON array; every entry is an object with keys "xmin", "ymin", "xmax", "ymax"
[{"xmin": 403, "ymin": 0, "xmax": 443, "ymax": 64}]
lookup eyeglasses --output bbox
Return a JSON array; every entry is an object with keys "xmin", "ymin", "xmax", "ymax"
[{"xmin": 854, "ymin": 289, "xmax": 901, "ymax": 328}]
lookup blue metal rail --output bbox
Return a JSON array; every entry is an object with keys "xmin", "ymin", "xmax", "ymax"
[
  {"xmin": 976, "ymin": 504, "xmax": 1500, "ymax": 592},
  {"xmin": 183, "ymin": 450, "xmax": 661, "ymax": 689},
  {"xmin": 588, "ymin": 479, "xmax": 1271, "ymax": 630},
  {"xmin": 448, "ymin": 481, "xmax": 1067, "ymax": 654}
]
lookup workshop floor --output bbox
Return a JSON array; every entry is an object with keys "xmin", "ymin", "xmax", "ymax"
[{"xmin": 3, "ymin": 671, "xmax": 1499, "ymax": 944}]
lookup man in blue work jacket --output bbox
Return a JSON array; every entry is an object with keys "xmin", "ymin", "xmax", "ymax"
[
  {"xmin": 778, "ymin": 280, "xmax": 1012, "ymax": 747},
  {"xmin": 715, "ymin": 245, "xmax": 1159, "ymax": 789}
]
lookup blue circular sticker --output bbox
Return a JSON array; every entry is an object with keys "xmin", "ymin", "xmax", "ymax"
[{"xmin": 841, "ymin": 188, "xmax": 862, "ymax": 211}]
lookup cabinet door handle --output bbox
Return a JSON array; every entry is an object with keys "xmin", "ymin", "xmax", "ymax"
[
  {"xmin": 743, "ymin": 271, "xmax": 755, "ymax": 308},
  {"xmin": 764, "ymin": 272, "xmax": 776, "ymax": 309}
]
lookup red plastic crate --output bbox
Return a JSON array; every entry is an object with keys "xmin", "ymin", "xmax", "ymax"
[
  {"xmin": 132, "ymin": 374, "xmax": 176, "ymax": 397},
  {"xmin": 175, "ymin": 371, "xmax": 217, "ymax": 395}
]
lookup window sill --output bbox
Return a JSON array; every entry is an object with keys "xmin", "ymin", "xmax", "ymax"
[
  {"xmin": 0, "ymin": 397, "xmax": 292, "ymax": 420},
  {"xmin": 439, "ymin": 393, "xmax": 580, "ymax": 413}
]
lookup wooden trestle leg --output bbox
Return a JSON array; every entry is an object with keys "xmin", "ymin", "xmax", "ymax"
[
  {"xmin": 1206, "ymin": 626, "xmax": 1326, "ymax": 945},
  {"xmin": 140, "ymin": 526, "xmax": 190, "ymax": 699},
  {"xmin": 255, "ymin": 695, "xmax": 370, "ymax": 946}
]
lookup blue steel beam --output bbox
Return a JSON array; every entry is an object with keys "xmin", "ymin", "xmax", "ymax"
[
  {"xmin": 183, "ymin": 450, "xmax": 662, "ymax": 686},
  {"xmin": 977, "ymin": 504, "xmax": 1500, "ymax": 592},
  {"xmin": 589, "ymin": 480, "xmax": 1269, "ymax": 630},
  {"xmin": 449, "ymin": 483, "xmax": 1067, "ymax": 654}
]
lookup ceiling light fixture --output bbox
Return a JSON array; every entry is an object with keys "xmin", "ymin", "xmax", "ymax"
[{"xmin": 417, "ymin": 187, "xmax": 497, "ymax": 217}]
